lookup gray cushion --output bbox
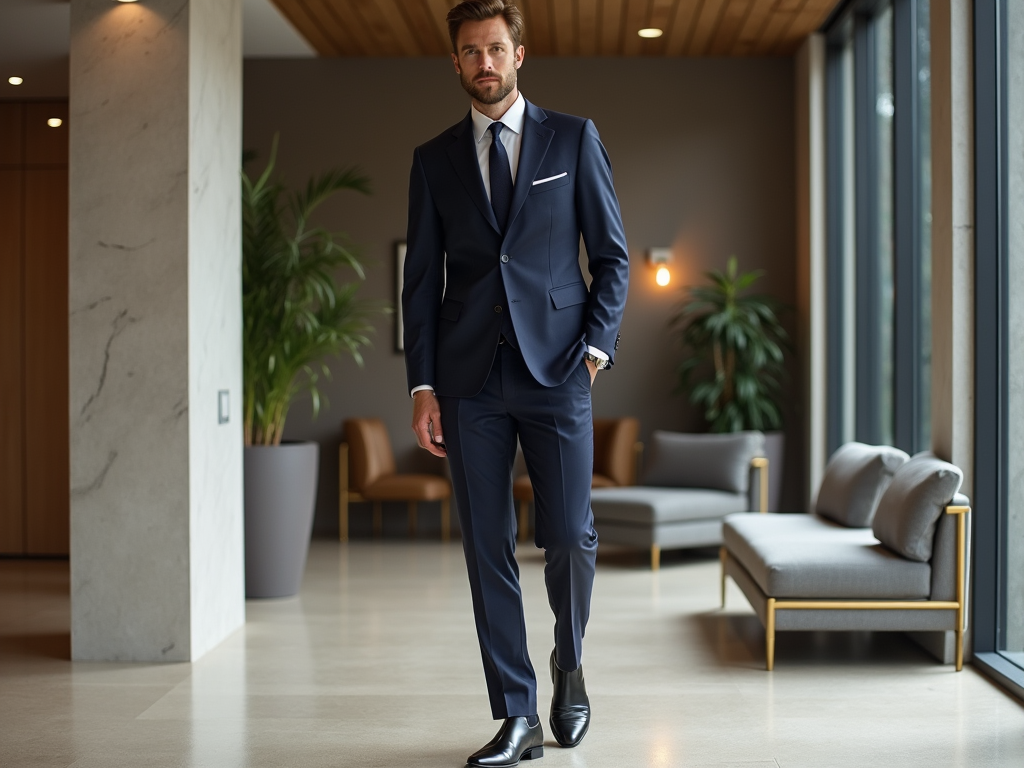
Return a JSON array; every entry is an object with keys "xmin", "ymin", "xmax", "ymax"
[
  {"xmin": 872, "ymin": 455, "xmax": 964, "ymax": 562},
  {"xmin": 591, "ymin": 487, "xmax": 748, "ymax": 525},
  {"xmin": 641, "ymin": 431, "xmax": 765, "ymax": 493},
  {"xmin": 724, "ymin": 519, "xmax": 931, "ymax": 599},
  {"xmin": 815, "ymin": 442, "xmax": 909, "ymax": 527},
  {"xmin": 723, "ymin": 511, "xmax": 879, "ymax": 551}
]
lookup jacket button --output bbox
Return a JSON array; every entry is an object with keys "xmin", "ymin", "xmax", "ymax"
[
  {"xmin": 500, "ymin": 254, "xmax": 509, "ymax": 263},
  {"xmin": 494, "ymin": 306, "xmax": 502, "ymax": 313}
]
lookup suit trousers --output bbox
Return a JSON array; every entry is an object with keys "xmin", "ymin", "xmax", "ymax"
[{"xmin": 439, "ymin": 342, "xmax": 598, "ymax": 720}]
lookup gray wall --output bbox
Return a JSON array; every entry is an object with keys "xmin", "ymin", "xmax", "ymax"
[{"xmin": 243, "ymin": 56, "xmax": 800, "ymax": 537}]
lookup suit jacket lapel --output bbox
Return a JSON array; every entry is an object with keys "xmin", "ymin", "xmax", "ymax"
[
  {"xmin": 507, "ymin": 101, "xmax": 554, "ymax": 234},
  {"xmin": 446, "ymin": 113, "xmax": 500, "ymax": 234}
]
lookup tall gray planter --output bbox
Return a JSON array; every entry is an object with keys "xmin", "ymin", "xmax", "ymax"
[
  {"xmin": 244, "ymin": 442, "xmax": 319, "ymax": 598},
  {"xmin": 764, "ymin": 431, "xmax": 785, "ymax": 512}
]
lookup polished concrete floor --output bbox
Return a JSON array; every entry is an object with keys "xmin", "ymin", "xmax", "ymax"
[{"xmin": 2, "ymin": 540, "xmax": 1024, "ymax": 768}]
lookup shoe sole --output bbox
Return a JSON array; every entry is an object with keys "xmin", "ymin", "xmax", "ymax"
[{"xmin": 466, "ymin": 745, "xmax": 544, "ymax": 767}]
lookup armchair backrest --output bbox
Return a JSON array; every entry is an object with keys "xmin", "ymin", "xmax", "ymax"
[
  {"xmin": 593, "ymin": 418, "xmax": 640, "ymax": 486},
  {"xmin": 641, "ymin": 430, "xmax": 765, "ymax": 494},
  {"xmin": 344, "ymin": 418, "xmax": 396, "ymax": 493}
]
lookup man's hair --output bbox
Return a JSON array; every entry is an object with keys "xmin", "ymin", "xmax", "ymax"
[{"xmin": 446, "ymin": 0, "xmax": 524, "ymax": 54}]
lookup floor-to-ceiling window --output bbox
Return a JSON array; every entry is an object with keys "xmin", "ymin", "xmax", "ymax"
[
  {"xmin": 974, "ymin": 0, "xmax": 1024, "ymax": 699},
  {"xmin": 824, "ymin": 0, "xmax": 932, "ymax": 457}
]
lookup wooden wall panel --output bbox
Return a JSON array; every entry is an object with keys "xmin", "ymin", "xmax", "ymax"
[
  {"xmin": 0, "ymin": 104, "xmax": 24, "ymax": 166},
  {"xmin": 398, "ymin": 0, "xmax": 450, "ymax": 55},
  {"xmin": 621, "ymin": 0, "xmax": 651, "ymax": 56},
  {"xmin": 665, "ymin": 0, "xmax": 702, "ymax": 56},
  {"xmin": 733, "ymin": 0, "xmax": 776, "ymax": 56},
  {"xmin": 0, "ymin": 168, "xmax": 25, "ymax": 555},
  {"xmin": 688, "ymin": 0, "xmax": 729, "ymax": 55},
  {"xmin": 550, "ymin": 0, "xmax": 575, "ymax": 55},
  {"xmin": 270, "ymin": 0, "xmax": 842, "ymax": 57},
  {"xmin": 599, "ymin": 0, "xmax": 625, "ymax": 55},
  {"xmin": 710, "ymin": 0, "xmax": 756, "ymax": 55},
  {"xmin": 577, "ymin": 0, "xmax": 600, "ymax": 56},
  {"xmin": 23, "ymin": 168, "xmax": 69, "ymax": 556},
  {"xmin": 646, "ymin": 0, "xmax": 678, "ymax": 56},
  {"xmin": 523, "ymin": 0, "xmax": 554, "ymax": 55},
  {"xmin": 424, "ymin": 0, "xmax": 459, "ymax": 53},
  {"xmin": 25, "ymin": 103, "xmax": 69, "ymax": 166},
  {"xmin": 758, "ymin": 0, "xmax": 803, "ymax": 53}
]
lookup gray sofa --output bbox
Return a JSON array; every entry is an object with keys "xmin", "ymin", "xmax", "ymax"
[
  {"xmin": 721, "ymin": 444, "xmax": 971, "ymax": 671},
  {"xmin": 591, "ymin": 431, "xmax": 768, "ymax": 569}
]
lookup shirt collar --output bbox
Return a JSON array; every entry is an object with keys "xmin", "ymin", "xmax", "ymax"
[{"xmin": 471, "ymin": 92, "xmax": 526, "ymax": 144}]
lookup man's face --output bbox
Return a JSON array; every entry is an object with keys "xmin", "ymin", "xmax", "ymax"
[{"xmin": 452, "ymin": 17, "xmax": 524, "ymax": 105}]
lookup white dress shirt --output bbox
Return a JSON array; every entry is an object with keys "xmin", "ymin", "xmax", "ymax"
[{"xmin": 411, "ymin": 93, "xmax": 606, "ymax": 398}]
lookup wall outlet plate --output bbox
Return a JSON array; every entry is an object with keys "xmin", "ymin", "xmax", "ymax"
[{"xmin": 218, "ymin": 390, "xmax": 230, "ymax": 424}]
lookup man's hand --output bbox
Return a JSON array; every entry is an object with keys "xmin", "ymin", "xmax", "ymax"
[
  {"xmin": 412, "ymin": 390, "xmax": 446, "ymax": 457},
  {"xmin": 585, "ymin": 358, "xmax": 598, "ymax": 386}
]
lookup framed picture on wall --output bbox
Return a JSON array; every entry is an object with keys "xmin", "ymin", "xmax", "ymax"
[{"xmin": 395, "ymin": 241, "xmax": 406, "ymax": 353}]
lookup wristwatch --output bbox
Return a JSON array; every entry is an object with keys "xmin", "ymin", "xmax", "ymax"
[{"xmin": 583, "ymin": 351, "xmax": 610, "ymax": 370}]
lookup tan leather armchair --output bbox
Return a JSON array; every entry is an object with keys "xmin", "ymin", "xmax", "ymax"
[
  {"xmin": 339, "ymin": 418, "xmax": 452, "ymax": 542},
  {"xmin": 513, "ymin": 417, "xmax": 641, "ymax": 542}
]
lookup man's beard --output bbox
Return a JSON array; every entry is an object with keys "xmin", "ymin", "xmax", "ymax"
[{"xmin": 460, "ymin": 66, "xmax": 516, "ymax": 104}]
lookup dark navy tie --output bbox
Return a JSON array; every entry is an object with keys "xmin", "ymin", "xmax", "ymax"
[{"xmin": 488, "ymin": 121, "xmax": 513, "ymax": 232}]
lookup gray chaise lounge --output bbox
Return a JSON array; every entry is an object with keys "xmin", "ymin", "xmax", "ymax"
[
  {"xmin": 721, "ymin": 445, "xmax": 971, "ymax": 671},
  {"xmin": 591, "ymin": 431, "xmax": 768, "ymax": 570}
]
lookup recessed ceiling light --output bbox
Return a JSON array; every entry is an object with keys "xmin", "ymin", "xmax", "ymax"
[
  {"xmin": 8, "ymin": 76, "xmax": 23, "ymax": 85},
  {"xmin": 47, "ymin": 118, "xmax": 63, "ymax": 128},
  {"xmin": 116, "ymin": 0, "xmax": 140, "ymax": 3},
  {"xmin": 638, "ymin": 28, "xmax": 663, "ymax": 39}
]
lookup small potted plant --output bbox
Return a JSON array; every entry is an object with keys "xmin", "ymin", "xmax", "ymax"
[
  {"xmin": 242, "ymin": 138, "xmax": 380, "ymax": 597},
  {"xmin": 671, "ymin": 256, "xmax": 789, "ymax": 510}
]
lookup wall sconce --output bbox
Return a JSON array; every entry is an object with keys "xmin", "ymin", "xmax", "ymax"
[{"xmin": 647, "ymin": 247, "xmax": 672, "ymax": 287}]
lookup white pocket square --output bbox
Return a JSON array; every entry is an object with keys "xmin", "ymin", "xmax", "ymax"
[{"xmin": 532, "ymin": 172, "xmax": 568, "ymax": 186}]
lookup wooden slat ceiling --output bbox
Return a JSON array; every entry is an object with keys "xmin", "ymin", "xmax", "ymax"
[{"xmin": 272, "ymin": 0, "xmax": 841, "ymax": 57}]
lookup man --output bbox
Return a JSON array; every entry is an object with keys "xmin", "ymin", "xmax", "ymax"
[{"xmin": 402, "ymin": 2, "xmax": 629, "ymax": 765}]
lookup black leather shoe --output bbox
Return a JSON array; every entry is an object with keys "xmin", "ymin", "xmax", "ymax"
[
  {"xmin": 549, "ymin": 650, "xmax": 590, "ymax": 748},
  {"xmin": 466, "ymin": 716, "xmax": 544, "ymax": 767}
]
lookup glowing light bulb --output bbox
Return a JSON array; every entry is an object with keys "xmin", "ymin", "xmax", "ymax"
[
  {"xmin": 655, "ymin": 266, "xmax": 671, "ymax": 287},
  {"xmin": 47, "ymin": 118, "xmax": 62, "ymax": 128},
  {"xmin": 638, "ymin": 28, "xmax": 663, "ymax": 38},
  {"xmin": 8, "ymin": 76, "xmax": 23, "ymax": 85}
]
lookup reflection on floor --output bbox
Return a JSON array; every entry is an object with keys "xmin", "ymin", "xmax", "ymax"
[{"xmin": 2, "ymin": 541, "xmax": 1024, "ymax": 768}]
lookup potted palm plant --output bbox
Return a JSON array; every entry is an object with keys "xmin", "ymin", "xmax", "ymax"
[
  {"xmin": 242, "ymin": 138, "xmax": 378, "ymax": 597},
  {"xmin": 671, "ymin": 257, "xmax": 789, "ymax": 510}
]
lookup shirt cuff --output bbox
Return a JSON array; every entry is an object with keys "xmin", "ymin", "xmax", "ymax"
[
  {"xmin": 587, "ymin": 345, "xmax": 609, "ymax": 361},
  {"xmin": 410, "ymin": 385, "xmax": 435, "ymax": 398}
]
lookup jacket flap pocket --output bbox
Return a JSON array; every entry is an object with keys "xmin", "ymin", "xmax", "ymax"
[
  {"xmin": 439, "ymin": 298, "xmax": 462, "ymax": 321},
  {"xmin": 549, "ymin": 282, "xmax": 589, "ymax": 309}
]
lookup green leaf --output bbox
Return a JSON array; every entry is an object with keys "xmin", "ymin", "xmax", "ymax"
[
  {"xmin": 669, "ymin": 254, "xmax": 791, "ymax": 432},
  {"xmin": 242, "ymin": 138, "xmax": 385, "ymax": 446}
]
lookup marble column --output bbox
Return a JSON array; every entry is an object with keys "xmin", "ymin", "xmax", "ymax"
[{"xmin": 69, "ymin": 0, "xmax": 244, "ymax": 662}]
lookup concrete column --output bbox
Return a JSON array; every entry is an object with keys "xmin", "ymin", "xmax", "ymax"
[
  {"xmin": 929, "ymin": 0, "xmax": 974, "ymax": 496},
  {"xmin": 796, "ymin": 34, "xmax": 828, "ymax": 509},
  {"xmin": 69, "ymin": 0, "xmax": 244, "ymax": 662}
]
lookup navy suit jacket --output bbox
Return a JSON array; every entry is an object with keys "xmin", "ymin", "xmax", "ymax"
[{"xmin": 403, "ymin": 99, "xmax": 629, "ymax": 398}]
